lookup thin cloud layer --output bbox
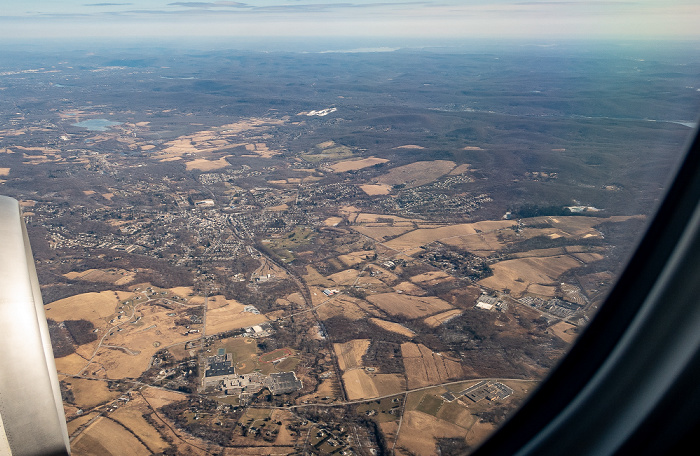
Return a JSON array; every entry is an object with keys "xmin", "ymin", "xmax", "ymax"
[{"xmin": 1, "ymin": 0, "xmax": 698, "ymax": 39}]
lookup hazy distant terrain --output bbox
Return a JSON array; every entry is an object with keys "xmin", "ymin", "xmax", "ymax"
[{"xmin": 1, "ymin": 41, "xmax": 698, "ymax": 455}]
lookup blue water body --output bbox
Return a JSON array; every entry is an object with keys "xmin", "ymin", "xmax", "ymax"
[{"xmin": 72, "ymin": 119, "xmax": 121, "ymax": 132}]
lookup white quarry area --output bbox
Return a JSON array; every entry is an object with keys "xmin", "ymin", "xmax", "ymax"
[{"xmin": 306, "ymin": 107, "xmax": 337, "ymax": 116}]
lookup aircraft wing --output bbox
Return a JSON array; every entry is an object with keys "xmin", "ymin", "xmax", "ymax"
[{"xmin": 0, "ymin": 196, "xmax": 70, "ymax": 455}]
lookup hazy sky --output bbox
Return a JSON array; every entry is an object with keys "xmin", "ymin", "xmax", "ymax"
[{"xmin": 2, "ymin": 0, "xmax": 699, "ymax": 41}]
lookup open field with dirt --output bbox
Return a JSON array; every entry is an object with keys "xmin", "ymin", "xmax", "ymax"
[
  {"xmin": 410, "ymin": 271, "xmax": 455, "ymax": 287},
  {"xmin": 334, "ymin": 339, "xmax": 371, "ymax": 371},
  {"xmin": 353, "ymin": 224, "xmax": 416, "ymax": 241},
  {"xmin": 110, "ymin": 396, "xmax": 170, "ymax": 454},
  {"xmin": 63, "ymin": 377, "xmax": 120, "ymax": 409},
  {"xmin": 395, "ymin": 410, "xmax": 467, "ymax": 456},
  {"xmin": 401, "ymin": 343, "xmax": 463, "ymax": 389},
  {"xmin": 185, "ymin": 156, "xmax": 232, "ymax": 171},
  {"xmin": 478, "ymin": 255, "xmax": 583, "ymax": 298},
  {"xmin": 394, "ymin": 144, "xmax": 425, "ymax": 149},
  {"xmin": 572, "ymin": 252, "xmax": 605, "ymax": 263},
  {"xmin": 526, "ymin": 284, "xmax": 557, "ymax": 297},
  {"xmin": 424, "ymin": 309, "xmax": 463, "ymax": 328},
  {"xmin": 304, "ymin": 267, "xmax": 330, "ymax": 287},
  {"xmin": 549, "ymin": 321, "xmax": 579, "ymax": 343},
  {"xmin": 155, "ymin": 118, "xmax": 283, "ymax": 158},
  {"xmin": 337, "ymin": 250, "xmax": 375, "ymax": 267},
  {"xmin": 243, "ymin": 141, "xmax": 279, "ymax": 158},
  {"xmin": 449, "ymin": 163, "xmax": 472, "ymax": 175},
  {"xmin": 55, "ymin": 353, "xmax": 91, "ymax": 374},
  {"xmin": 140, "ymin": 386, "xmax": 188, "ymax": 410},
  {"xmin": 71, "ymin": 416, "xmax": 151, "ymax": 456},
  {"xmin": 343, "ymin": 369, "xmax": 378, "ymax": 400},
  {"xmin": 376, "ymin": 160, "xmax": 455, "ymax": 188},
  {"xmin": 331, "ymin": 156, "xmax": 388, "ymax": 172},
  {"xmin": 367, "ymin": 293, "xmax": 454, "ymax": 319},
  {"xmin": 547, "ymin": 215, "xmax": 643, "ymax": 237},
  {"xmin": 370, "ymin": 318, "xmax": 416, "ymax": 337},
  {"xmin": 383, "ymin": 224, "xmax": 478, "ymax": 253},
  {"xmin": 373, "ymin": 373, "xmax": 406, "ymax": 396},
  {"xmin": 325, "ymin": 268, "xmax": 361, "ymax": 286},
  {"xmin": 323, "ymin": 216, "xmax": 343, "ymax": 227},
  {"xmin": 64, "ymin": 268, "xmax": 136, "ymax": 285},
  {"xmin": 0, "ymin": 168, "xmax": 9, "ymax": 176},
  {"xmin": 205, "ymin": 297, "xmax": 268, "ymax": 334},
  {"xmin": 67, "ymin": 412, "xmax": 99, "ymax": 436},
  {"xmin": 316, "ymin": 295, "xmax": 368, "ymax": 321},
  {"xmin": 354, "ymin": 213, "xmax": 416, "ymax": 224},
  {"xmin": 393, "ymin": 281, "xmax": 426, "ymax": 295},
  {"xmin": 360, "ymin": 183, "xmax": 393, "ymax": 195},
  {"xmin": 441, "ymin": 230, "xmax": 513, "ymax": 255},
  {"xmin": 45, "ymin": 291, "xmax": 120, "ymax": 326}
]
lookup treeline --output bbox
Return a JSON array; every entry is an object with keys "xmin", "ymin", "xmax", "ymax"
[
  {"xmin": 510, "ymin": 204, "xmax": 574, "ymax": 218},
  {"xmin": 438, "ymin": 309, "xmax": 568, "ymax": 379},
  {"xmin": 46, "ymin": 318, "xmax": 97, "ymax": 358},
  {"xmin": 160, "ymin": 398, "xmax": 241, "ymax": 447}
]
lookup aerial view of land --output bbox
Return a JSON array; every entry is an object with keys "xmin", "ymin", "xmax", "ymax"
[{"xmin": 1, "ymin": 40, "xmax": 699, "ymax": 455}]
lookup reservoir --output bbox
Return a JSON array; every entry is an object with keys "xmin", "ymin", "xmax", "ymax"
[{"xmin": 72, "ymin": 119, "xmax": 122, "ymax": 131}]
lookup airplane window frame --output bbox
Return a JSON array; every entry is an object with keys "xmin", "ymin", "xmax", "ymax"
[{"xmin": 471, "ymin": 124, "xmax": 700, "ymax": 456}]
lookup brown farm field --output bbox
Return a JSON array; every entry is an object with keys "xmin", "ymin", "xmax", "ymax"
[
  {"xmin": 63, "ymin": 377, "xmax": 119, "ymax": 409},
  {"xmin": 376, "ymin": 160, "xmax": 455, "ymax": 188},
  {"xmin": 343, "ymin": 369, "xmax": 379, "ymax": 400},
  {"xmin": 369, "ymin": 318, "xmax": 416, "ymax": 337},
  {"xmin": 383, "ymin": 223, "xmax": 477, "ymax": 253},
  {"xmin": 325, "ymin": 268, "xmax": 361, "ymax": 286},
  {"xmin": 140, "ymin": 386, "xmax": 188, "ymax": 411},
  {"xmin": 205, "ymin": 296, "xmax": 268, "ymax": 334},
  {"xmin": 395, "ymin": 410, "xmax": 467, "ymax": 456},
  {"xmin": 64, "ymin": 268, "xmax": 136, "ymax": 285},
  {"xmin": 316, "ymin": 295, "xmax": 368, "ymax": 321},
  {"xmin": 410, "ymin": 271, "xmax": 455, "ymax": 286},
  {"xmin": 423, "ymin": 309, "xmax": 463, "ymax": 328},
  {"xmin": 392, "ymin": 281, "xmax": 426, "ymax": 296},
  {"xmin": 367, "ymin": 293, "xmax": 454, "ymax": 319},
  {"xmin": 401, "ymin": 343, "xmax": 463, "ymax": 389},
  {"xmin": 353, "ymin": 225, "xmax": 416, "ymax": 241},
  {"xmin": 549, "ymin": 321, "xmax": 579, "ymax": 343},
  {"xmin": 330, "ymin": 156, "xmax": 388, "ymax": 172},
  {"xmin": 360, "ymin": 183, "xmax": 393, "ymax": 195},
  {"xmin": 110, "ymin": 396, "xmax": 170, "ymax": 454},
  {"xmin": 342, "ymin": 371, "xmax": 404, "ymax": 400},
  {"xmin": 71, "ymin": 416, "xmax": 151, "ymax": 456},
  {"xmin": 185, "ymin": 156, "xmax": 232, "ymax": 171},
  {"xmin": 45, "ymin": 291, "xmax": 121, "ymax": 326},
  {"xmin": 334, "ymin": 339, "xmax": 371, "ymax": 371},
  {"xmin": 478, "ymin": 255, "xmax": 583, "ymax": 298},
  {"xmin": 337, "ymin": 250, "xmax": 375, "ymax": 267}
]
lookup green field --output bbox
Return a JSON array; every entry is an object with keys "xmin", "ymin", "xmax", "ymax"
[
  {"xmin": 265, "ymin": 227, "xmax": 315, "ymax": 263},
  {"xmin": 302, "ymin": 141, "xmax": 354, "ymax": 164},
  {"xmin": 217, "ymin": 339, "xmax": 300, "ymax": 375},
  {"xmin": 259, "ymin": 347, "xmax": 295, "ymax": 363},
  {"xmin": 416, "ymin": 394, "xmax": 444, "ymax": 416},
  {"xmin": 275, "ymin": 357, "xmax": 301, "ymax": 372}
]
